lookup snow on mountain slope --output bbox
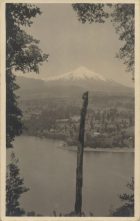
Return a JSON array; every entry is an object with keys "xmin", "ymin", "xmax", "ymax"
[
  {"xmin": 46, "ymin": 66, "xmax": 107, "ymax": 82},
  {"xmin": 16, "ymin": 66, "xmax": 133, "ymax": 99},
  {"xmin": 44, "ymin": 66, "xmax": 133, "ymax": 96}
]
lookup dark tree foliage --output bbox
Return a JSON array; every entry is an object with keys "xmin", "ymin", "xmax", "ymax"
[
  {"xmin": 6, "ymin": 4, "xmax": 49, "ymax": 148},
  {"xmin": 111, "ymin": 177, "xmax": 134, "ymax": 217},
  {"xmin": 6, "ymin": 152, "xmax": 29, "ymax": 216},
  {"xmin": 111, "ymin": 4, "xmax": 134, "ymax": 78},
  {"xmin": 72, "ymin": 4, "xmax": 134, "ymax": 77},
  {"xmin": 72, "ymin": 4, "xmax": 108, "ymax": 23},
  {"xmin": 6, "ymin": 70, "xmax": 23, "ymax": 147}
]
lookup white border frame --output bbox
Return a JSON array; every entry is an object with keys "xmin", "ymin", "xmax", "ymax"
[{"xmin": 0, "ymin": 0, "xmax": 140, "ymax": 220}]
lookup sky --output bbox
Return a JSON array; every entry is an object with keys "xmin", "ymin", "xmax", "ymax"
[{"xmin": 23, "ymin": 4, "xmax": 134, "ymax": 87}]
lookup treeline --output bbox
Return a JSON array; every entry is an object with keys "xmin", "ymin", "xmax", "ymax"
[{"xmin": 22, "ymin": 106, "xmax": 134, "ymax": 148}]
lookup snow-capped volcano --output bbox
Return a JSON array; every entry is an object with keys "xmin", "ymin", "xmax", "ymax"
[
  {"xmin": 43, "ymin": 66, "xmax": 133, "ymax": 96},
  {"xmin": 16, "ymin": 66, "xmax": 133, "ymax": 100},
  {"xmin": 46, "ymin": 66, "xmax": 107, "ymax": 82}
]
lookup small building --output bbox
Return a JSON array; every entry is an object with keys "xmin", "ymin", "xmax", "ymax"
[
  {"xmin": 55, "ymin": 119, "xmax": 69, "ymax": 131},
  {"xmin": 70, "ymin": 115, "xmax": 80, "ymax": 123}
]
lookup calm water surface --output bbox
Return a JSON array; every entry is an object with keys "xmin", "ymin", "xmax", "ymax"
[{"xmin": 7, "ymin": 136, "xmax": 134, "ymax": 216}]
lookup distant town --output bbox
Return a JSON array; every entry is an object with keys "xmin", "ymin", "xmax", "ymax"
[{"xmin": 20, "ymin": 95, "xmax": 134, "ymax": 149}]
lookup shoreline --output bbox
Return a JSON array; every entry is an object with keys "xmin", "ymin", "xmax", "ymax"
[
  {"xmin": 59, "ymin": 145, "xmax": 134, "ymax": 153},
  {"xmin": 22, "ymin": 134, "xmax": 134, "ymax": 153}
]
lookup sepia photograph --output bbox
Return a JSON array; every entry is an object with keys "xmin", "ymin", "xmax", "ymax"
[{"xmin": 0, "ymin": 0, "xmax": 140, "ymax": 219}]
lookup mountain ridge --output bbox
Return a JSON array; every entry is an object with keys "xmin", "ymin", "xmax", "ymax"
[
  {"xmin": 16, "ymin": 66, "xmax": 134, "ymax": 100},
  {"xmin": 46, "ymin": 66, "xmax": 108, "ymax": 82}
]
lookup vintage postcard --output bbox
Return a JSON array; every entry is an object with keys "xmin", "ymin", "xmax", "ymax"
[{"xmin": 0, "ymin": 0, "xmax": 140, "ymax": 220}]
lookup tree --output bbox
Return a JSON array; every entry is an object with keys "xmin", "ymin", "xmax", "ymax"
[
  {"xmin": 72, "ymin": 4, "xmax": 134, "ymax": 78},
  {"xmin": 110, "ymin": 4, "xmax": 134, "ymax": 78},
  {"xmin": 6, "ymin": 4, "xmax": 49, "ymax": 147},
  {"xmin": 6, "ymin": 152, "xmax": 29, "ymax": 216},
  {"xmin": 111, "ymin": 177, "xmax": 134, "ymax": 216}
]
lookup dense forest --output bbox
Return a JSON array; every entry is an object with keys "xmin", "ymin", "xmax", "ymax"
[{"xmin": 20, "ymin": 95, "xmax": 134, "ymax": 149}]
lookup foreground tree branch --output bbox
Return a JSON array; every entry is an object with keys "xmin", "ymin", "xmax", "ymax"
[
  {"xmin": 6, "ymin": 4, "xmax": 49, "ymax": 148},
  {"xmin": 72, "ymin": 4, "xmax": 134, "ymax": 78}
]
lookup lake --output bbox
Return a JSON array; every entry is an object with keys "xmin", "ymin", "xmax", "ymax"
[{"xmin": 7, "ymin": 136, "xmax": 134, "ymax": 216}]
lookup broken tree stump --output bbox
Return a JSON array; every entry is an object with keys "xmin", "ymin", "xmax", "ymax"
[{"xmin": 74, "ymin": 91, "xmax": 88, "ymax": 216}]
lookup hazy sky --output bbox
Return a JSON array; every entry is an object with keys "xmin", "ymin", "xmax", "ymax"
[{"xmin": 24, "ymin": 4, "xmax": 133, "ymax": 87}]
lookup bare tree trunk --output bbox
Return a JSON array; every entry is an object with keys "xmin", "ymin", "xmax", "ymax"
[{"xmin": 74, "ymin": 91, "xmax": 88, "ymax": 216}]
